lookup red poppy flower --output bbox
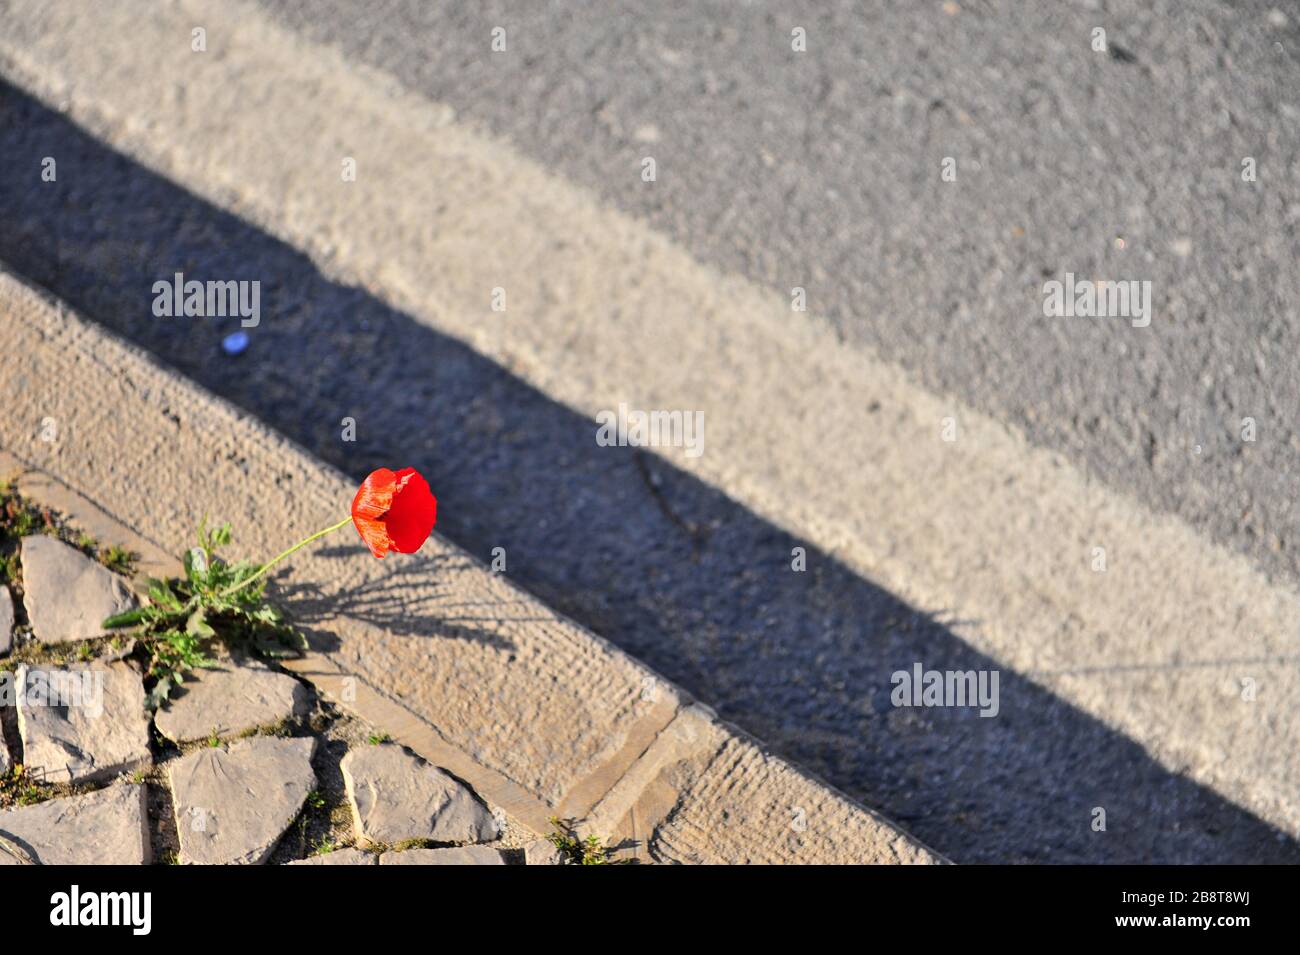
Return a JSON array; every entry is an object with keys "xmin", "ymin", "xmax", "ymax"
[{"xmin": 350, "ymin": 467, "xmax": 438, "ymax": 559}]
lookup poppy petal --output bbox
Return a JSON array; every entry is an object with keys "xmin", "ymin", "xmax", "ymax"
[
  {"xmin": 384, "ymin": 468, "xmax": 438, "ymax": 553},
  {"xmin": 352, "ymin": 515, "xmax": 392, "ymax": 559},
  {"xmin": 352, "ymin": 468, "xmax": 398, "ymax": 558},
  {"xmin": 351, "ymin": 468, "xmax": 396, "ymax": 521}
]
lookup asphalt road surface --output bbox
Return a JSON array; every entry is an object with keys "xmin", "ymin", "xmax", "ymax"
[{"xmin": 258, "ymin": 0, "xmax": 1300, "ymax": 588}]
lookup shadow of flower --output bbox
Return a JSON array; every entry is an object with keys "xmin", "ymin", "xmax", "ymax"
[{"xmin": 270, "ymin": 554, "xmax": 526, "ymax": 653}]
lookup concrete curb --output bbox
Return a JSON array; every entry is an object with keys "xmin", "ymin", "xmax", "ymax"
[{"xmin": 0, "ymin": 268, "xmax": 942, "ymax": 864}]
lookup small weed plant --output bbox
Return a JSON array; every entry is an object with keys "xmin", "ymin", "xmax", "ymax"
[
  {"xmin": 547, "ymin": 816, "xmax": 626, "ymax": 865},
  {"xmin": 103, "ymin": 519, "xmax": 304, "ymax": 708}
]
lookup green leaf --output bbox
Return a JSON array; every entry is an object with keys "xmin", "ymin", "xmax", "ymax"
[
  {"xmin": 102, "ymin": 608, "xmax": 149, "ymax": 629},
  {"xmin": 226, "ymin": 561, "xmax": 260, "ymax": 586},
  {"xmin": 286, "ymin": 629, "xmax": 307, "ymax": 651},
  {"xmin": 146, "ymin": 578, "xmax": 182, "ymax": 610},
  {"xmin": 250, "ymin": 630, "xmax": 304, "ymax": 658},
  {"xmin": 182, "ymin": 548, "xmax": 209, "ymax": 589},
  {"xmin": 186, "ymin": 609, "xmax": 215, "ymax": 639},
  {"xmin": 146, "ymin": 677, "xmax": 173, "ymax": 710}
]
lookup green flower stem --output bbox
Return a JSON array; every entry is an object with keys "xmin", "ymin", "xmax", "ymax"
[{"xmin": 217, "ymin": 516, "xmax": 353, "ymax": 598}]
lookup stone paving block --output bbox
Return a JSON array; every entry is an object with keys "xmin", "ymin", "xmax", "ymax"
[
  {"xmin": 16, "ymin": 661, "xmax": 151, "ymax": 785},
  {"xmin": 524, "ymin": 838, "xmax": 565, "ymax": 865},
  {"xmin": 287, "ymin": 847, "xmax": 377, "ymax": 865},
  {"xmin": 379, "ymin": 846, "xmax": 505, "ymax": 865},
  {"xmin": 342, "ymin": 743, "xmax": 498, "ymax": 847},
  {"xmin": 20, "ymin": 535, "xmax": 135, "ymax": 644},
  {"xmin": 0, "ymin": 585, "xmax": 13, "ymax": 656},
  {"xmin": 170, "ymin": 736, "xmax": 317, "ymax": 865},
  {"xmin": 0, "ymin": 782, "xmax": 150, "ymax": 864},
  {"xmin": 155, "ymin": 661, "xmax": 309, "ymax": 744},
  {"xmin": 0, "ymin": 609, "xmax": 9, "ymax": 768},
  {"xmin": 650, "ymin": 727, "xmax": 944, "ymax": 865}
]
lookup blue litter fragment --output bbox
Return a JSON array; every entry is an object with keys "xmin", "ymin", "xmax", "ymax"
[{"xmin": 222, "ymin": 331, "xmax": 250, "ymax": 355}]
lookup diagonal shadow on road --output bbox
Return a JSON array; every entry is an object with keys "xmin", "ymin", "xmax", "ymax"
[{"xmin": 1, "ymin": 79, "xmax": 1295, "ymax": 863}]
